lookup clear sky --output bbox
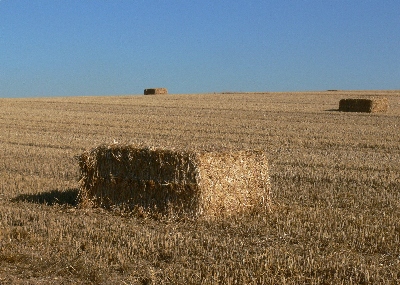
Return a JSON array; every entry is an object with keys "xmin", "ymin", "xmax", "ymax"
[{"xmin": 0, "ymin": 1, "xmax": 399, "ymax": 97}]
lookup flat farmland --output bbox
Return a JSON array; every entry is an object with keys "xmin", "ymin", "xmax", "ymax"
[{"xmin": 0, "ymin": 90, "xmax": 400, "ymax": 284}]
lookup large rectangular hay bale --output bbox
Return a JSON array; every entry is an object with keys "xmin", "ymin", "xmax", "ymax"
[
  {"xmin": 144, "ymin": 88, "xmax": 168, "ymax": 95},
  {"xmin": 78, "ymin": 145, "xmax": 270, "ymax": 217},
  {"xmin": 339, "ymin": 98, "xmax": 388, "ymax": 113}
]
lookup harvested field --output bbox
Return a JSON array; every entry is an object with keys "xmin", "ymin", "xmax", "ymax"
[{"xmin": 0, "ymin": 90, "xmax": 400, "ymax": 284}]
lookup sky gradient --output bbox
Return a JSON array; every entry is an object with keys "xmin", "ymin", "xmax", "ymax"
[{"xmin": 1, "ymin": 1, "xmax": 399, "ymax": 98}]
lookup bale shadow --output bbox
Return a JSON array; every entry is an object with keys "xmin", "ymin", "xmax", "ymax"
[
  {"xmin": 324, "ymin": 109, "xmax": 340, "ymax": 112},
  {"xmin": 11, "ymin": 188, "xmax": 79, "ymax": 206}
]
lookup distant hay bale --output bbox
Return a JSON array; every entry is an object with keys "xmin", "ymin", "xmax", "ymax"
[
  {"xmin": 78, "ymin": 145, "xmax": 271, "ymax": 217},
  {"xmin": 339, "ymin": 98, "xmax": 388, "ymax": 113},
  {"xmin": 144, "ymin": 88, "xmax": 168, "ymax": 95}
]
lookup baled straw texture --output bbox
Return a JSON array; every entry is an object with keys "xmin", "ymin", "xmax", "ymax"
[
  {"xmin": 339, "ymin": 97, "xmax": 388, "ymax": 113},
  {"xmin": 144, "ymin": 88, "xmax": 168, "ymax": 95},
  {"xmin": 78, "ymin": 145, "xmax": 271, "ymax": 217}
]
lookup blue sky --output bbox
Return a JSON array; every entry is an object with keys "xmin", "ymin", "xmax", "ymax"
[{"xmin": 0, "ymin": 1, "xmax": 399, "ymax": 97}]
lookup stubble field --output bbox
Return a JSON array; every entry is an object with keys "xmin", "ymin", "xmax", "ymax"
[{"xmin": 0, "ymin": 90, "xmax": 399, "ymax": 284}]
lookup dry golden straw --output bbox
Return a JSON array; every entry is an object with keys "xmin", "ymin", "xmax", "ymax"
[
  {"xmin": 339, "ymin": 97, "xmax": 388, "ymax": 113},
  {"xmin": 78, "ymin": 144, "xmax": 271, "ymax": 217},
  {"xmin": 144, "ymin": 88, "xmax": 168, "ymax": 95}
]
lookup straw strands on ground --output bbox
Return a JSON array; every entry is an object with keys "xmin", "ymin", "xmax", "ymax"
[
  {"xmin": 78, "ymin": 144, "xmax": 271, "ymax": 217},
  {"xmin": 339, "ymin": 97, "xmax": 388, "ymax": 113}
]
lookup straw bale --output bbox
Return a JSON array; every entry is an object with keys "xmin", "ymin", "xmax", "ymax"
[
  {"xmin": 78, "ymin": 145, "xmax": 270, "ymax": 217},
  {"xmin": 339, "ymin": 98, "xmax": 388, "ymax": 113},
  {"xmin": 144, "ymin": 88, "xmax": 168, "ymax": 95}
]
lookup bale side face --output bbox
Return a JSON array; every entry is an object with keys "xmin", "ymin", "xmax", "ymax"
[
  {"xmin": 144, "ymin": 88, "xmax": 168, "ymax": 95},
  {"xmin": 78, "ymin": 146, "xmax": 201, "ymax": 215},
  {"xmin": 78, "ymin": 145, "xmax": 270, "ymax": 217},
  {"xmin": 339, "ymin": 98, "xmax": 388, "ymax": 113}
]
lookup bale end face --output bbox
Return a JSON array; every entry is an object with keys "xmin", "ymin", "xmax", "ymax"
[
  {"xmin": 78, "ymin": 145, "xmax": 271, "ymax": 218},
  {"xmin": 339, "ymin": 98, "xmax": 388, "ymax": 113},
  {"xmin": 144, "ymin": 88, "xmax": 168, "ymax": 95}
]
